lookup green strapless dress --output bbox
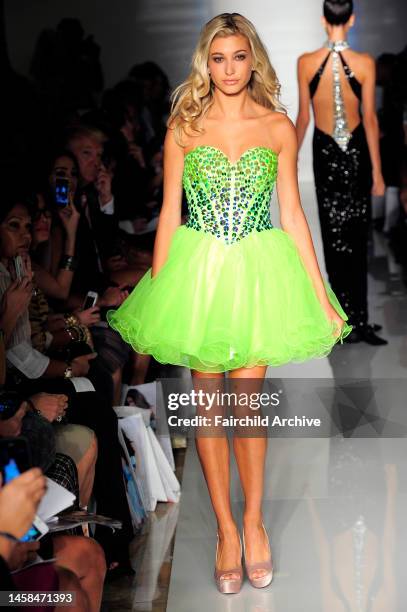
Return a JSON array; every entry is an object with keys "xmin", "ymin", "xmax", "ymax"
[{"xmin": 107, "ymin": 145, "xmax": 352, "ymax": 372}]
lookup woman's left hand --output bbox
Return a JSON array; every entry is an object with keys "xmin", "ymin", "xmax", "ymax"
[
  {"xmin": 74, "ymin": 306, "xmax": 101, "ymax": 327},
  {"xmin": 371, "ymin": 172, "xmax": 385, "ymax": 197},
  {"xmin": 59, "ymin": 202, "xmax": 80, "ymax": 237},
  {"xmin": 322, "ymin": 303, "xmax": 346, "ymax": 339},
  {"xmin": 20, "ymin": 253, "xmax": 33, "ymax": 282},
  {"xmin": 30, "ymin": 393, "xmax": 68, "ymax": 423}
]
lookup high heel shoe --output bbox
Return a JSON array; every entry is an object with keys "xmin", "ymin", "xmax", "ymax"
[
  {"xmin": 214, "ymin": 531, "xmax": 243, "ymax": 594},
  {"xmin": 242, "ymin": 522, "xmax": 273, "ymax": 588}
]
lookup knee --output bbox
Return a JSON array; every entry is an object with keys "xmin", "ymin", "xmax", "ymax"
[
  {"xmin": 56, "ymin": 535, "xmax": 107, "ymax": 581},
  {"xmin": 86, "ymin": 538, "xmax": 107, "ymax": 580},
  {"xmin": 76, "ymin": 431, "xmax": 98, "ymax": 472},
  {"xmin": 55, "ymin": 566, "xmax": 89, "ymax": 610},
  {"xmin": 73, "ymin": 537, "xmax": 107, "ymax": 580},
  {"xmin": 89, "ymin": 433, "xmax": 98, "ymax": 465},
  {"xmin": 111, "ymin": 368, "xmax": 123, "ymax": 383}
]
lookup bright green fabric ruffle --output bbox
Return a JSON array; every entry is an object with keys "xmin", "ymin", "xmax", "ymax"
[{"xmin": 107, "ymin": 226, "xmax": 352, "ymax": 372}]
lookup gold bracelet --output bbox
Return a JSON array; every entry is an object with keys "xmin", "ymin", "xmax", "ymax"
[{"xmin": 64, "ymin": 313, "xmax": 80, "ymax": 327}]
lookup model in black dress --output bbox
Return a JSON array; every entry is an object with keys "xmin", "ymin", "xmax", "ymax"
[
  {"xmin": 310, "ymin": 42, "xmax": 383, "ymax": 342},
  {"xmin": 296, "ymin": 32, "xmax": 387, "ymax": 345}
]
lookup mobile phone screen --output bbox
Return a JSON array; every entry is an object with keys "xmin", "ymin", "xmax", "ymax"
[
  {"xmin": 83, "ymin": 296, "xmax": 96, "ymax": 310},
  {"xmin": 20, "ymin": 523, "xmax": 43, "ymax": 542},
  {"xmin": 3, "ymin": 457, "xmax": 20, "ymax": 484},
  {"xmin": 0, "ymin": 438, "xmax": 31, "ymax": 480},
  {"xmin": 55, "ymin": 177, "xmax": 69, "ymax": 207},
  {"xmin": 82, "ymin": 292, "xmax": 98, "ymax": 310}
]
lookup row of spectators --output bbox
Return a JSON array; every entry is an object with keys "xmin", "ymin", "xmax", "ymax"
[{"xmin": 1, "ymin": 19, "xmax": 174, "ymax": 602}]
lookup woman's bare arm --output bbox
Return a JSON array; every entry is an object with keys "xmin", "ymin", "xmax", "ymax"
[
  {"xmin": 151, "ymin": 128, "xmax": 184, "ymax": 277},
  {"xmin": 275, "ymin": 116, "xmax": 341, "ymax": 318},
  {"xmin": 295, "ymin": 55, "xmax": 311, "ymax": 151},
  {"xmin": 32, "ymin": 264, "xmax": 74, "ymax": 301},
  {"xmin": 361, "ymin": 54, "xmax": 385, "ymax": 195}
]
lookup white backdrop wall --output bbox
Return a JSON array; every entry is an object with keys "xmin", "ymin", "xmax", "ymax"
[{"xmin": 5, "ymin": 0, "xmax": 407, "ymax": 180}]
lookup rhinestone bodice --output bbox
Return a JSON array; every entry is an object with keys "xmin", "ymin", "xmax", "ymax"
[{"xmin": 182, "ymin": 146, "xmax": 278, "ymax": 245}]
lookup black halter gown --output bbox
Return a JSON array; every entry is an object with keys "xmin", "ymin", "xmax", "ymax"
[{"xmin": 310, "ymin": 49, "xmax": 372, "ymax": 332}]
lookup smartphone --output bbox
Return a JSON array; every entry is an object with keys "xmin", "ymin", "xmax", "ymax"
[
  {"xmin": 82, "ymin": 291, "xmax": 98, "ymax": 310},
  {"xmin": 0, "ymin": 438, "xmax": 48, "ymax": 541},
  {"xmin": 21, "ymin": 514, "xmax": 49, "ymax": 542},
  {"xmin": 0, "ymin": 438, "xmax": 32, "ymax": 481},
  {"xmin": 55, "ymin": 176, "xmax": 70, "ymax": 207},
  {"xmin": 13, "ymin": 255, "xmax": 25, "ymax": 280}
]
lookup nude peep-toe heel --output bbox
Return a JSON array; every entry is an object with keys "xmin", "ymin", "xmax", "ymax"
[
  {"xmin": 242, "ymin": 522, "xmax": 273, "ymax": 588},
  {"xmin": 214, "ymin": 531, "xmax": 243, "ymax": 594}
]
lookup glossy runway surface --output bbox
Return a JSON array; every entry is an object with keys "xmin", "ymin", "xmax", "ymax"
[{"xmin": 167, "ymin": 439, "xmax": 406, "ymax": 611}]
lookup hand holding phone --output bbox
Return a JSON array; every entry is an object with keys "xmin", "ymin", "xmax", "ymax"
[
  {"xmin": 0, "ymin": 439, "xmax": 48, "ymax": 542},
  {"xmin": 74, "ymin": 306, "xmax": 100, "ymax": 327},
  {"xmin": 2, "ymin": 278, "xmax": 33, "ymax": 322},
  {"xmin": 0, "ymin": 466, "xmax": 47, "ymax": 541},
  {"xmin": 13, "ymin": 255, "xmax": 26, "ymax": 281},
  {"xmin": 20, "ymin": 514, "xmax": 49, "ymax": 542}
]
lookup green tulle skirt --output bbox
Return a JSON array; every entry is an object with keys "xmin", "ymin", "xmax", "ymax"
[{"xmin": 107, "ymin": 225, "xmax": 352, "ymax": 372}]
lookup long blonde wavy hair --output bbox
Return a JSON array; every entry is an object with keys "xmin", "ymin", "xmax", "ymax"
[{"xmin": 168, "ymin": 13, "xmax": 286, "ymax": 146}]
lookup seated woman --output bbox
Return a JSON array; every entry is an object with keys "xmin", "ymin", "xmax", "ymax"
[
  {"xmin": 1, "ymin": 288, "xmax": 96, "ymax": 508},
  {"xmin": 0, "ymin": 194, "xmax": 134, "ymax": 573},
  {"xmin": 0, "ymin": 387, "xmax": 80, "ymax": 504},
  {"xmin": 35, "ymin": 152, "xmax": 151, "ymax": 390}
]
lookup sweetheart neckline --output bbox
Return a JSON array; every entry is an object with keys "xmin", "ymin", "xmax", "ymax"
[{"xmin": 184, "ymin": 145, "xmax": 279, "ymax": 166}]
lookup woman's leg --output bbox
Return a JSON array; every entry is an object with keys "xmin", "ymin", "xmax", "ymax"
[
  {"xmin": 229, "ymin": 365, "xmax": 270, "ymax": 580},
  {"xmin": 75, "ymin": 433, "xmax": 97, "ymax": 507},
  {"xmin": 111, "ymin": 366, "xmax": 123, "ymax": 406},
  {"xmin": 53, "ymin": 535, "xmax": 106, "ymax": 612},
  {"xmin": 192, "ymin": 370, "xmax": 241, "ymax": 581},
  {"xmin": 54, "ymin": 567, "xmax": 90, "ymax": 612},
  {"xmin": 129, "ymin": 352, "xmax": 151, "ymax": 385}
]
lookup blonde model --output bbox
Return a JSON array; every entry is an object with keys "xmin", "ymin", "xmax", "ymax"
[{"xmin": 109, "ymin": 12, "xmax": 351, "ymax": 593}]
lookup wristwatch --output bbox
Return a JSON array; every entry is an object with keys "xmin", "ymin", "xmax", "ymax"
[{"xmin": 64, "ymin": 363, "xmax": 73, "ymax": 379}]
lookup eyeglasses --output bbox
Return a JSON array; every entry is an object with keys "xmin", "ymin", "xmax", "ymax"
[{"xmin": 33, "ymin": 209, "xmax": 52, "ymax": 221}]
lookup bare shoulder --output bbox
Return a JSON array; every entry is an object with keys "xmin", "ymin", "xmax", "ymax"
[
  {"xmin": 298, "ymin": 48, "xmax": 327, "ymax": 64},
  {"xmin": 164, "ymin": 126, "xmax": 184, "ymax": 156},
  {"xmin": 298, "ymin": 50, "xmax": 316, "ymax": 64},
  {"xmin": 347, "ymin": 49, "xmax": 374, "ymax": 68},
  {"xmin": 297, "ymin": 48, "xmax": 327, "ymax": 78},
  {"xmin": 263, "ymin": 110, "xmax": 292, "ymax": 128},
  {"xmin": 351, "ymin": 49, "xmax": 375, "ymax": 64},
  {"xmin": 262, "ymin": 112, "xmax": 296, "ymax": 154},
  {"xmin": 345, "ymin": 49, "xmax": 375, "ymax": 81},
  {"xmin": 359, "ymin": 51, "xmax": 376, "ymax": 70}
]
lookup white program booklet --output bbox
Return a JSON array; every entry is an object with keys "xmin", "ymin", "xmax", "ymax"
[
  {"xmin": 37, "ymin": 477, "xmax": 76, "ymax": 521},
  {"xmin": 69, "ymin": 377, "xmax": 96, "ymax": 393}
]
